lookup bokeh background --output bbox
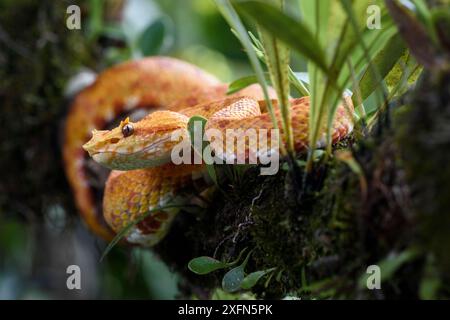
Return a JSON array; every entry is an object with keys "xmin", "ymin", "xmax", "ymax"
[{"xmin": 0, "ymin": 0, "xmax": 308, "ymax": 299}]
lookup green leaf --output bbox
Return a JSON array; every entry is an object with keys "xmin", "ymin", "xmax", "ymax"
[
  {"xmin": 410, "ymin": 0, "xmax": 438, "ymax": 44},
  {"xmin": 301, "ymin": 277, "xmax": 337, "ymax": 298},
  {"xmin": 222, "ymin": 265, "xmax": 246, "ymax": 293},
  {"xmin": 358, "ymin": 247, "xmax": 421, "ymax": 288},
  {"xmin": 293, "ymin": 72, "xmax": 309, "ymax": 85},
  {"xmin": 101, "ymin": 24, "xmax": 127, "ymax": 41},
  {"xmin": 384, "ymin": 52, "xmax": 421, "ymax": 97},
  {"xmin": 300, "ymin": 0, "xmax": 344, "ymax": 162},
  {"xmin": 188, "ymin": 257, "xmax": 229, "ymax": 275},
  {"xmin": 215, "ymin": 0, "xmax": 281, "ymax": 154},
  {"xmin": 205, "ymin": 159, "xmax": 218, "ymax": 186},
  {"xmin": 227, "ymin": 72, "xmax": 309, "ymax": 97},
  {"xmin": 419, "ymin": 255, "xmax": 441, "ymax": 300},
  {"xmin": 335, "ymin": 150, "xmax": 364, "ymax": 176},
  {"xmin": 258, "ymin": 0, "xmax": 293, "ymax": 154},
  {"xmin": 378, "ymin": 248, "xmax": 421, "ymax": 282},
  {"xmin": 104, "ymin": 47, "xmax": 132, "ymax": 66},
  {"xmin": 138, "ymin": 16, "xmax": 174, "ymax": 56},
  {"xmin": 289, "ymin": 70, "xmax": 310, "ymax": 96},
  {"xmin": 216, "ymin": 0, "xmax": 290, "ymax": 158},
  {"xmin": 227, "ymin": 75, "xmax": 265, "ymax": 95},
  {"xmin": 420, "ymin": 277, "xmax": 440, "ymax": 300},
  {"xmin": 100, "ymin": 204, "xmax": 192, "ymax": 262},
  {"xmin": 249, "ymin": 28, "xmax": 310, "ymax": 97},
  {"xmin": 121, "ymin": 0, "xmax": 161, "ymax": 43},
  {"xmin": 335, "ymin": 150, "xmax": 367, "ymax": 196},
  {"xmin": 431, "ymin": 7, "xmax": 450, "ymax": 48},
  {"xmin": 241, "ymin": 268, "xmax": 276, "ymax": 290},
  {"xmin": 187, "ymin": 115, "xmax": 218, "ymax": 186},
  {"xmin": 187, "ymin": 115, "xmax": 207, "ymax": 155},
  {"xmin": 358, "ymin": 34, "xmax": 406, "ymax": 102},
  {"xmin": 315, "ymin": 0, "xmax": 396, "ymax": 155},
  {"xmin": 227, "ymin": 72, "xmax": 308, "ymax": 98},
  {"xmin": 385, "ymin": 0, "xmax": 440, "ymax": 70},
  {"xmin": 188, "ymin": 248, "xmax": 248, "ymax": 276},
  {"xmin": 233, "ymin": 0, "xmax": 328, "ymax": 72},
  {"xmin": 222, "ymin": 249, "xmax": 253, "ymax": 293},
  {"xmin": 87, "ymin": 0, "xmax": 104, "ymax": 40}
]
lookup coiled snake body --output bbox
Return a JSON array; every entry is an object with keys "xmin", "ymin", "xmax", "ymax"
[{"xmin": 64, "ymin": 57, "xmax": 354, "ymax": 246}]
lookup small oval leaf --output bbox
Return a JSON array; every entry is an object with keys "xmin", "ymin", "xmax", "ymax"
[
  {"xmin": 187, "ymin": 116, "xmax": 219, "ymax": 186},
  {"xmin": 222, "ymin": 265, "xmax": 245, "ymax": 293},
  {"xmin": 241, "ymin": 268, "xmax": 276, "ymax": 290},
  {"xmin": 241, "ymin": 271, "xmax": 265, "ymax": 290},
  {"xmin": 138, "ymin": 16, "xmax": 174, "ymax": 56},
  {"xmin": 187, "ymin": 115, "xmax": 207, "ymax": 153},
  {"xmin": 188, "ymin": 256, "xmax": 227, "ymax": 275}
]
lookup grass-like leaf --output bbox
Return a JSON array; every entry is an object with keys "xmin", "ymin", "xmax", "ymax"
[
  {"xmin": 322, "ymin": 1, "xmax": 396, "ymax": 154},
  {"xmin": 227, "ymin": 74, "xmax": 270, "ymax": 94},
  {"xmin": 248, "ymin": 31, "xmax": 309, "ymax": 96},
  {"xmin": 100, "ymin": 204, "xmax": 196, "ymax": 262},
  {"xmin": 215, "ymin": 0, "xmax": 280, "ymax": 143},
  {"xmin": 226, "ymin": 66, "xmax": 309, "ymax": 97},
  {"xmin": 357, "ymin": 34, "xmax": 406, "ymax": 102},
  {"xmin": 258, "ymin": 0, "xmax": 294, "ymax": 154},
  {"xmin": 358, "ymin": 247, "xmax": 422, "ymax": 288},
  {"xmin": 386, "ymin": 0, "xmax": 441, "ymax": 70},
  {"xmin": 419, "ymin": 254, "xmax": 441, "ymax": 300},
  {"xmin": 335, "ymin": 150, "xmax": 367, "ymax": 198},
  {"xmin": 234, "ymin": 0, "xmax": 328, "ymax": 72},
  {"xmin": 410, "ymin": 0, "xmax": 438, "ymax": 44},
  {"xmin": 87, "ymin": 0, "xmax": 104, "ymax": 41}
]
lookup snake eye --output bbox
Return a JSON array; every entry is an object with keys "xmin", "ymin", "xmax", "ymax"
[{"xmin": 122, "ymin": 123, "xmax": 134, "ymax": 137}]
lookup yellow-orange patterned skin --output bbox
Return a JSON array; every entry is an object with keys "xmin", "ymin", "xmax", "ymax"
[
  {"xmin": 102, "ymin": 164, "xmax": 206, "ymax": 246},
  {"xmin": 204, "ymin": 96, "xmax": 354, "ymax": 161}
]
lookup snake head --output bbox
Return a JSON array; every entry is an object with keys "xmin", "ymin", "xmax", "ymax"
[{"xmin": 83, "ymin": 111, "xmax": 190, "ymax": 170}]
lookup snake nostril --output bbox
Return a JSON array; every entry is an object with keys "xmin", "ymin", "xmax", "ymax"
[{"xmin": 109, "ymin": 138, "xmax": 120, "ymax": 144}]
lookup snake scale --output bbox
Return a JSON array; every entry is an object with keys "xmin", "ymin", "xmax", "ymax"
[{"xmin": 64, "ymin": 57, "xmax": 354, "ymax": 246}]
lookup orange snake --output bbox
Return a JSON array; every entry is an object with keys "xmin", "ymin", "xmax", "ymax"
[{"xmin": 63, "ymin": 57, "xmax": 354, "ymax": 246}]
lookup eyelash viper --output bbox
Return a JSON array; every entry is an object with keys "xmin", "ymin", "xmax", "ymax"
[{"xmin": 64, "ymin": 57, "xmax": 354, "ymax": 246}]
